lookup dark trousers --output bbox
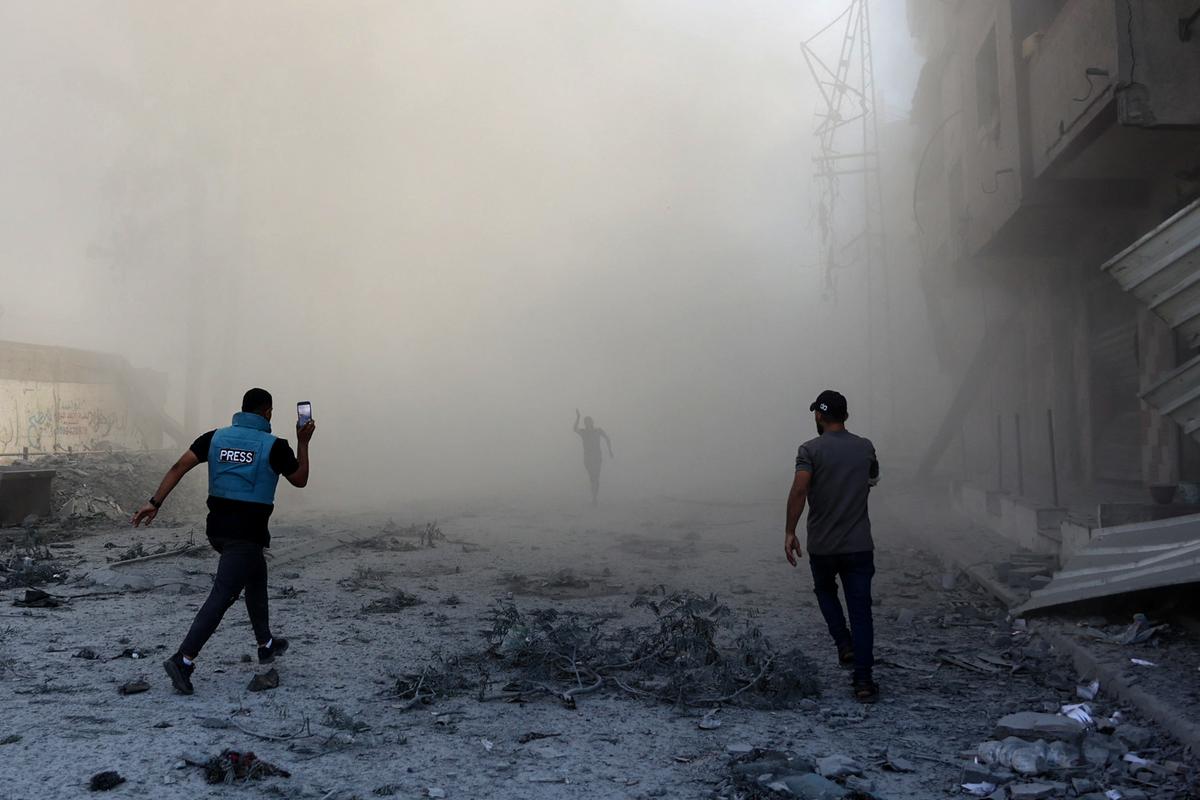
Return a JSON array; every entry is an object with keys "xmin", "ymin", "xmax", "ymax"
[
  {"xmin": 179, "ymin": 538, "xmax": 272, "ymax": 658},
  {"xmin": 808, "ymin": 550, "xmax": 875, "ymax": 682}
]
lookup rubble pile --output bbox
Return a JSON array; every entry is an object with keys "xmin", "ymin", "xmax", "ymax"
[
  {"xmin": 0, "ymin": 545, "xmax": 66, "ymax": 590},
  {"xmin": 954, "ymin": 621, "xmax": 1198, "ymax": 799},
  {"xmin": 720, "ymin": 746, "xmax": 879, "ymax": 799},
  {"xmin": 960, "ymin": 704, "xmax": 1193, "ymax": 799},
  {"xmin": 185, "ymin": 750, "xmax": 291, "ymax": 784},
  {"xmin": 393, "ymin": 589, "xmax": 819, "ymax": 711},
  {"xmin": 26, "ymin": 451, "xmax": 205, "ymax": 526},
  {"xmin": 356, "ymin": 520, "xmax": 445, "ymax": 551}
]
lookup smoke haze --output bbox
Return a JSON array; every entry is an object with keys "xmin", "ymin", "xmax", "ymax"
[{"xmin": 0, "ymin": 1, "xmax": 923, "ymax": 505}]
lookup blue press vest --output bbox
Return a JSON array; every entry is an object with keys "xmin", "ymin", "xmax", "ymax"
[{"xmin": 207, "ymin": 412, "xmax": 282, "ymax": 506}]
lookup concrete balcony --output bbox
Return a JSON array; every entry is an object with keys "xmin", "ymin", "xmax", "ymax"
[{"xmin": 1028, "ymin": 0, "xmax": 1200, "ymax": 181}]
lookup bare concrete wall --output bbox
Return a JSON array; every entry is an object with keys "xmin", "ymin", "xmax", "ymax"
[
  {"xmin": 1028, "ymin": 0, "xmax": 1120, "ymax": 178},
  {"xmin": 0, "ymin": 340, "xmax": 167, "ymax": 455},
  {"xmin": 1119, "ymin": 0, "xmax": 1200, "ymax": 127}
]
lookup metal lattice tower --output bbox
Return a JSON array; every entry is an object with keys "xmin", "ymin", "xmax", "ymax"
[{"xmin": 801, "ymin": 0, "xmax": 892, "ymax": 431}]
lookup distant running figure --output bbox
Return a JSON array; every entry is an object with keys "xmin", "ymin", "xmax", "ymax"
[{"xmin": 574, "ymin": 409, "xmax": 613, "ymax": 505}]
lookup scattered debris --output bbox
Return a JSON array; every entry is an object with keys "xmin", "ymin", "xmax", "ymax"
[
  {"xmin": 363, "ymin": 590, "xmax": 423, "ymax": 614},
  {"xmin": 186, "ymin": 749, "xmax": 291, "ymax": 784},
  {"xmin": 518, "ymin": 731, "xmax": 560, "ymax": 744},
  {"xmin": 114, "ymin": 647, "xmax": 150, "ymax": 660},
  {"xmin": 0, "ymin": 546, "xmax": 66, "ymax": 590},
  {"xmin": 501, "ymin": 568, "xmax": 612, "ymax": 598},
  {"xmin": 992, "ymin": 712, "xmax": 1086, "ymax": 743},
  {"xmin": 0, "ymin": 734, "xmax": 21, "ymax": 745},
  {"xmin": 12, "ymin": 589, "xmax": 61, "ymax": 608},
  {"xmin": 73, "ymin": 647, "xmax": 98, "ymax": 660},
  {"xmin": 323, "ymin": 706, "xmax": 369, "ymax": 733},
  {"xmin": 392, "ymin": 589, "xmax": 819, "ymax": 712},
  {"xmin": 118, "ymin": 679, "xmax": 150, "ymax": 695},
  {"xmin": 339, "ymin": 566, "xmax": 392, "ymax": 591},
  {"xmin": 109, "ymin": 541, "xmax": 200, "ymax": 566},
  {"xmin": 815, "ymin": 753, "xmax": 863, "ymax": 779},
  {"xmin": 88, "ymin": 771, "xmax": 125, "ymax": 791},
  {"xmin": 32, "ymin": 451, "xmax": 205, "ymax": 527},
  {"xmin": 361, "ymin": 521, "xmax": 445, "ymax": 551},
  {"xmin": 1111, "ymin": 614, "xmax": 1168, "ymax": 645},
  {"xmin": 247, "ymin": 669, "xmax": 280, "ymax": 692}
]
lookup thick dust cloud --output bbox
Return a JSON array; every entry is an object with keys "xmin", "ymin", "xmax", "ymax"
[{"xmin": 0, "ymin": 1, "xmax": 922, "ymax": 506}]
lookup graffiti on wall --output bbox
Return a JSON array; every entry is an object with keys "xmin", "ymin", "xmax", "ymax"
[{"xmin": 0, "ymin": 380, "xmax": 155, "ymax": 454}]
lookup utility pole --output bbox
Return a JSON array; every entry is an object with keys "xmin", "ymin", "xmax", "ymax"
[{"xmin": 802, "ymin": 0, "xmax": 893, "ymax": 438}]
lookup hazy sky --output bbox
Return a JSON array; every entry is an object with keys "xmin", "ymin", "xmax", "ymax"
[{"xmin": 0, "ymin": 2, "xmax": 923, "ymax": 503}]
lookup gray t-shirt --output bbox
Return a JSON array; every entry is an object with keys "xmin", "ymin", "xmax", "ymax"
[{"xmin": 795, "ymin": 430, "xmax": 879, "ymax": 555}]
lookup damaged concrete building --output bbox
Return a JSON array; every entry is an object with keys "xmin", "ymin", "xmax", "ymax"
[
  {"xmin": 908, "ymin": 0, "xmax": 1200, "ymax": 564},
  {"xmin": 0, "ymin": 340, "xmax": 184, "ymax": 524}
]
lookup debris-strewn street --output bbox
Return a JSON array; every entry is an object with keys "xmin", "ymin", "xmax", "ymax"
[{"xmin": 2, "ymin": 495, "xmax": 1196, "ymax": 799}]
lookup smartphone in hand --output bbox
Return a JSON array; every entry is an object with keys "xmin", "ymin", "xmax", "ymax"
[{"xmin": 297, "ymin": 401, "xmax": 312, "ymax": 428}]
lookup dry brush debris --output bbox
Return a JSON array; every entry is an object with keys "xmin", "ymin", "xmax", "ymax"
[{"xmin": 390, "ymin": 588, "xmax": 819, "ymax": 712}]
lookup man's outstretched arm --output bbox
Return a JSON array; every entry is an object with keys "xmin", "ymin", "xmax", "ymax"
[
  {"xmin": 132, "ymin": 450, "xmax": 201, "ymax": 527},
  {"xmin": 784, "ymin": 469, "xmax": 811, "ymax": 566},
  {"xmin": 573, "ymin": 409, "xmax": 582, "ymax": 433},
  {"xmin": 285, "ymin": 420, "xmax": 316, "ymax": 487}
]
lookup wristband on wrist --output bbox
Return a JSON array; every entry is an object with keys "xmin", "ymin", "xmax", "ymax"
[{"xmin": 148, "ymin": 497, "xmax": 162, "ymax": 509}]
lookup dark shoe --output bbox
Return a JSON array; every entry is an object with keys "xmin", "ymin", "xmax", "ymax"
[
  {"xmin": 853, "ymin": 678, "xmax": 879, "ymax": 704},
  {"xmin": 258, "ymin": 637, "xmax": 289, "ymax": 664},
  {"xmin": 163, "ymin": 653, "xmax": 195, "ymax": 695},
  {"xmin": 837, "ymin": 643, "xmax": 855, "ymax": 668}
]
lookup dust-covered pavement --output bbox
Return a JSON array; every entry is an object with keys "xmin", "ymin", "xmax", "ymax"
[{"xmin": 0, "ymin": 496, "xmax": 1194, "ymax": 799}]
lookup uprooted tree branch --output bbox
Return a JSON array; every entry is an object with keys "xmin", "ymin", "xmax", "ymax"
[{"xmin": 391, "ymin": 589, "xmax": 819, "ymax": 711}]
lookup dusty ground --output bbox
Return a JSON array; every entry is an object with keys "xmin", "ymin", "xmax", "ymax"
[{"xmin": 0, "ymin": 492, "xmax": 1194, "ymax": 799}]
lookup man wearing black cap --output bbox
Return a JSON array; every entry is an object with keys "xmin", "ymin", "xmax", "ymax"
[{"xmin": 784, "ymin": 389, "xmax": 880, "ymax": 703}]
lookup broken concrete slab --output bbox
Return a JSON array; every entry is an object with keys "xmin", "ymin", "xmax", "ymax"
[
  {"xmin": 84, "ymin": 569, "xmax": 156, "ymax": 592},
  {"xmin": 961, "ymin": 762, "xmax": 1016, "ymax": 786},
  {"xmin": 1017, "ymin": 513, "xmax": 1200, "ymax": 614},
  {"xmin": 1115, "ymin": 724, "xmax": 1154, "ymax": 751},
  {"xmin": 815, "ymin": 754, "xmax": 862, "ymax": 779},
  {"xmin": 1007, "ymin": 782, "xmax": 1063, "ymax": 800},
  {"xmin": 247, "ymin": 668, "xmax": 280, "ymax": 692},
  {"xmin": 776, "ymin": 773, "xmax": 847, "ymax": 799},
  {"xmin": 993, "ymin": 712, "xmax": 1086, "ymax": 743}
]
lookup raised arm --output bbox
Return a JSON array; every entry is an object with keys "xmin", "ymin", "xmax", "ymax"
[
  {"xmin": 285, "ymin": 420, "xmax": 316, "ymax": 487},
  {"xmin": 573, "ymin": 408, "xmax": 582, "ymax": 433},
  {"xmin": 132, "ymin": 449, "xmax": 201, "ymax": 527}
]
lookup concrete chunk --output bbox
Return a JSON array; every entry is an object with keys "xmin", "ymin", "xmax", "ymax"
[
  {"xmin": 1007, "ymin": 783, "xmax": 1058, "ymax": 800},
  {"xmin": 1115, "ymin": 724, "xmax": 1153, "ymax": 751},
  {"xmin": 993, "ymin": 712, "xmax": 1085, "ymax": 743},
  {"xmin": 778, "ymin": 773, "xmax": 848, "ymax": 799},
  {"xmin": 961, "ymin": 762, "xmax": 1015, "ymax": 786},
  {"xmin": 815, "ymin": 754, "xmax": 862, "ymax": 779}
]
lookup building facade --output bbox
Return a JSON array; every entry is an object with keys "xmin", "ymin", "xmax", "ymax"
[{"xmin": 908, "ymin": 0, "xmax": 1200, "ymax": 501}]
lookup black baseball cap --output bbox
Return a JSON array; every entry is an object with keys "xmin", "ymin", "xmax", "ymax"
[{"xmin": 809, "ymin": 389, "xmax": 848, "ymax": 418}]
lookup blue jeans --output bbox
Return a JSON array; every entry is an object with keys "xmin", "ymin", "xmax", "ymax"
[{"xmin": 808, "ymin": 550, "xmax": 875, "ymax": 682}]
